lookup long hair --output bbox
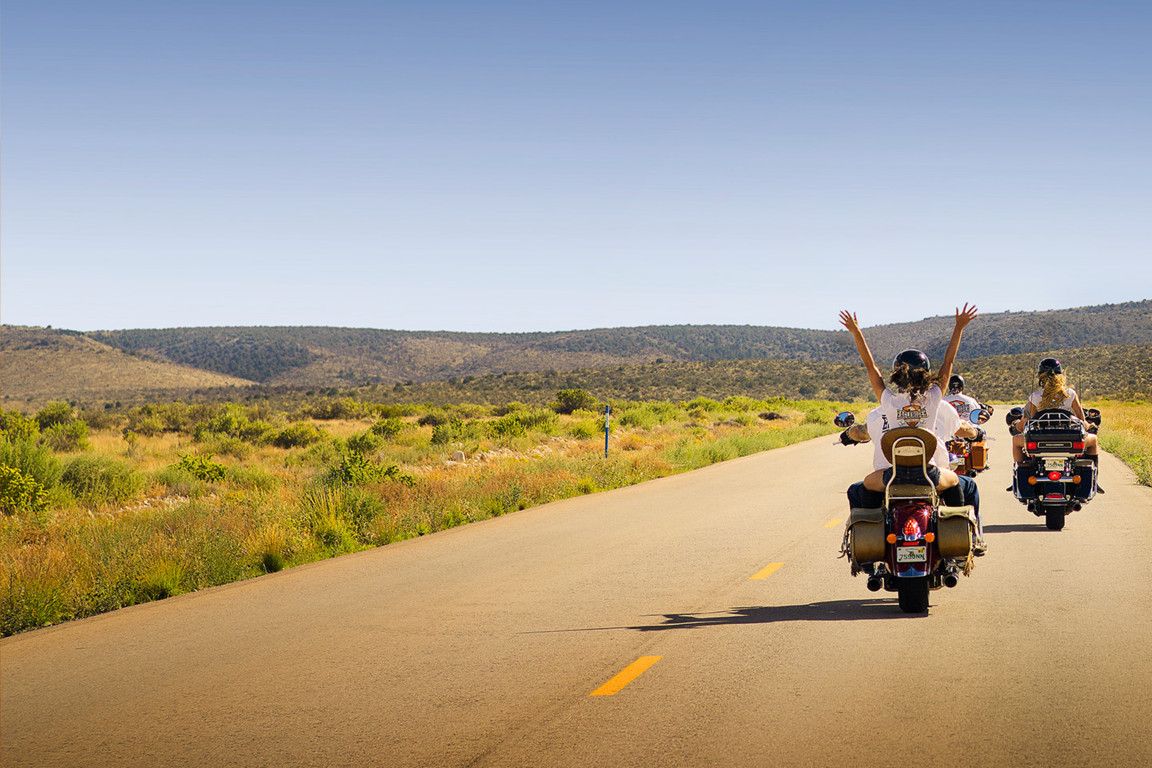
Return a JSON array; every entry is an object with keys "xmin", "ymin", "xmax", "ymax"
[
  {"xmin": 890, "ymin": 362, "xmax": 932, "ymax": 398},
  {"xmin": 1037, "ymin": 371, "xmax": 1070, "ymax": 410}
]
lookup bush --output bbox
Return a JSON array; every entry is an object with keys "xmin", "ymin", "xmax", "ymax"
[
  {"xmin": 307, "ymin": 398, "xmax": 364, "ymax": 420},
  {"xmin": 61, "ymin": 456, "xmax": 144, "ymax": 508},
  {"xmin": 0, "ymin": 410, "xmax": 39, "ymax": 442},
  {"xmin": 369, "ymin": 418, "xmax": 404, "ymax": 438},
  {"xmin": 272, "ymin": 423, "xmax": 326, "ymax": 448},
  {"xmin": 0, "ymin": 465, "xmax": 48, "ymax": 516},
  {"xmin": 175, "ymin": 454, "xmax": 227, "ymax": 483},
  {"xmin": 417, "ymin": 411, "xmax": 453, "ymax": 427},
  {"xmin": 40, "ymin": 420, "xmax": 90, "ymax": 452},
  {"xmin": 0, "ymin": 439, "xmax": 63, "ymax": 489},
  {"xmin": 325, "ymin": 452, "xmax": 414, "ymax": 487},
  {"xmin": 346, "ymin": 431, "xmax": 383, "ymax": 454},
  {"xmin": 552, "ymin": 389, "xmax": 599, "ymax": 414},
  {"xmin": 35, "ymin": 401, "xmax": 74, "ymax": 431}
]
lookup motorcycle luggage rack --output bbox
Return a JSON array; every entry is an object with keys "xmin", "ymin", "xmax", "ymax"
[{"xmin": 1027, "ymin": 409, "xmax": 1083, "ymax": 434}]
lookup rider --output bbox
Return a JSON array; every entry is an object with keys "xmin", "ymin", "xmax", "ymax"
[
  {"xmin": 1011, "ymin": 357, "xmax": 1100, "ymax": 489},
  {"xmin": 945, "ymin": 374, "xmax": 980, "ymax": 420},
  {"xmin": 838, "ymin": 304, "xmax": 980, "ymax": 510}
]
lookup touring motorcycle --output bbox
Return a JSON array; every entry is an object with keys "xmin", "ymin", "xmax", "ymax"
[
  {"xmin": 836, "ymin": 411, "xmax": 981, "ymax": 613},
  {"xmin": 1009, "ymin": 407, "xmax": 1102, "ymax": 531}
]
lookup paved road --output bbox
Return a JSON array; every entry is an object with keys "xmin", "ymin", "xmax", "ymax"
[{"xmin": 4, "ymin": 418, "xmax": 1152, "ymax": 767}]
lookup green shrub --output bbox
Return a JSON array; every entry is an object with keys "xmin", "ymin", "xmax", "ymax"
[
  {"xmin": 175, "ymin": 454, "xmax": 227, "ymax": 483},
  {"xmin": 417, "ymin": 411, "xmax": 452, "ymax": 427},
  {"xmin": 307, "ymin": 398, "xmax": 364, "ymax": 420},
  {"xmin": 493, "ymin": 401, "xmax": 528, "ymax": 416},
  {"xmin": 552, "ymin": 389, "xmax": 599, "ymax": 414},
  {"xmin": 154, "ymin": 466, "xmax": 208, "ymax": 498},
  {"xmin": 137, "ymin": 560, "xmax": 185, "ymax": 601},
  {"xmin": 40, "ymin": 420, "xmax": 90, "ymax": 452},
  {"xmin": 325, "ymin": 452, "xmax": 415, "ymax": 486},
  {"xmin": 272, "ymin": 422, "xmax": 326, "ymax": 448},
  {"xmin": 61, "ymin": 456, "xmax": 144, "ymax": 507},
  {"xmin": 0, "ymin": 410, "xmax": 39, "ymax": 442},
  {"xmin": 35, "ymin": 401, "xmax": 74, "ymax": 431},
  {"xmin": 0, "ymin": 465, "xmax": 49, "ymax": 516},
  {"xmin": 346, "ymin": 431, "xmax": 383, "ymax": 454},
  {"xmin": 0, "ymin": 439, "xmax": 63, "ymax": 489},
  {"xmin": 369, "ymin": 418, "xmax": 404, "ymax": 438}
]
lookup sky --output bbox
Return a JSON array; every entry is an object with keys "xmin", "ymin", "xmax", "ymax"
[{"xmin": 2, "ymin": 1, "xmax": 1150, "ymax": 332}]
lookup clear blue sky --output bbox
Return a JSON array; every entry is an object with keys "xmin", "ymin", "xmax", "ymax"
[{"xmin": 2, "ymin": 1, "xmax": 1150, "ymax": 332}]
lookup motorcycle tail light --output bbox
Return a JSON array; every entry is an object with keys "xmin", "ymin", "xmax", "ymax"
[
  {"xmin": 886, "ymin": 533, "xmax": 898, "ymax": 544},
  {"xmin": 1027, "ymin": 476, "xmax": 1038, "ymax": 486},
  {"xmin": 1026, "ymin": 441, "xmax": 1038, "ymax": 451},
  {"xmin": 1072, "ymin": 475, "xmax": 1081, "ymax": 484},
  {"xmin": 1072, "ymin": 441, "xmax": 1085, "ymax": 451},
  {"xmin": 902, "ymin": 518, "xmax": 922, "ymax": 539},
  {"xmin": 1047, "ymin": 470, "xmax": 1063, "ymax": 481},
  {"xmin": 925, "ymin": 532, "xmax": 936, "ymax": 543}
]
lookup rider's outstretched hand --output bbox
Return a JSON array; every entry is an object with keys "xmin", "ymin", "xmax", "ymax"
[{"xmin": 954, "ymin": 303, "xmax": 978, "ymax": 330}]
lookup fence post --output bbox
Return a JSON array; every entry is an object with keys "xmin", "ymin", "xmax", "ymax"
[{"xmin": 603, "ymin": 404, "xmax": 612, "ymax": 458}]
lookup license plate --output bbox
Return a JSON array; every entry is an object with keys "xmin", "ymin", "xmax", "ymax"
[
  {"xmin": 896, "ymin": 546, "xmax": 927, "ymax": 563},
  {"xmin": 1044, "ymin": 459, "xmax": 1066, "ymax": 471}
]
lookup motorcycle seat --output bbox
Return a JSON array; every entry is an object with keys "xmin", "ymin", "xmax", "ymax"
[{"xmin": 887, "ymin": 484, "xmax": 935, "ymax": 499}]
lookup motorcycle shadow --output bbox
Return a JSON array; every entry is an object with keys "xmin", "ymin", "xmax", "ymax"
[
  {"xmin": 983, "ymin": 523, "xmax": 1053, "ymax": 534},
  {"xmin": 624, "ymin": 599, "xmax": 922, "ymax": 631}
]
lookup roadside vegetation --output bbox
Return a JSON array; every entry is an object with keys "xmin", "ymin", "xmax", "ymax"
[
  {"xmin": 0, "ymin": 393, "xmax": 859, "ymax": 636},
  {"xmin": 1095, "ymin": 400, "xmax": 1152, "ymax": 487}
]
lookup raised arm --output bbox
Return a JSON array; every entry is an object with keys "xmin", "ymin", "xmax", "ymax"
[
  {"xmin": 839, "ymin": 310, "xmax": 885, "ymax": 400},
  {"xmin": 937, "ymin": 303, "xmax": 978, "ymax": 389}
]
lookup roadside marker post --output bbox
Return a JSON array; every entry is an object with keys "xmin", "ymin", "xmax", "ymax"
[{"xmin": 604, "ymin": 404, "xmax": 611, "ymax": 458}]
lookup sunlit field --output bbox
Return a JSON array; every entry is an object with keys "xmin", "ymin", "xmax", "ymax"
[{"xmin": 0, "ymin": 393, "xmax": 866, "ymax": 635}]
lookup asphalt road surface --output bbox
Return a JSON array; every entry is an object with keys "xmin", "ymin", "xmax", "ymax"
[{"xmin": 4, "ymin": 418, "xmax": 1152, "ymax": 767}]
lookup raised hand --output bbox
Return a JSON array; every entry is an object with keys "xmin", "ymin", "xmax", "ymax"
[
  {"xmin": 839, "ymin": 310, "xmax": 862, "ymax": 335},
  {"xmin": 954, "ymin": 303, "xmax": 978, "ymax": 330}
]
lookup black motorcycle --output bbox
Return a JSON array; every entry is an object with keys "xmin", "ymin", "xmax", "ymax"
[{"xmin": 1009, "ymin": 407, "xmax": 1101, "ymax": 531}]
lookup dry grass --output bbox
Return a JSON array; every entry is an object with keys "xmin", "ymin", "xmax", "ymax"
[
  {"xmin": 0, "ymin": 396, "xmax": 858, "ymax": 636},
  {"xmin": 1096, "ymin": 400, "xmax": 1152, "ymax": 486}
]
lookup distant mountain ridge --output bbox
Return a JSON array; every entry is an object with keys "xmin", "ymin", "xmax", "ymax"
[
  {"xmin": 2, "ymin": 300, "xmax": 1149, "ymax": 403},
  {"xmin": 88, "ymin": 300, "xmax": 1152, "ymax": 386}
]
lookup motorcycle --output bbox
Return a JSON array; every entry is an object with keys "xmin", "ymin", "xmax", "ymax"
[
  {"xmin": 836, "ymin": 411, "xmax": 982, "ymax": 613},
  {"xmin": 1010, "ymin": 407, "xmax": 1102, "ymax": 531},
  {"xmin": 947, "ymin": 403, "xmax": 993, "ymax": 477}
]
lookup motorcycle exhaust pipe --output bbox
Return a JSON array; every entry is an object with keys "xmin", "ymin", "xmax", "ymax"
[
  {"xmin": 943, "ymin": 572, "xmax": 959, "ymax": 588},
  {"xmin": 1071, "ymin": 503, "xmax": 1082, "ymax": 512},
  {"xmin": 866, "ymin": 576, "xmax": 883, "ymax": 592}
]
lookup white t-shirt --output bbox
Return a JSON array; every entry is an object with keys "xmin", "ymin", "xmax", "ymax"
[
  {"xmin": 946, "ymin": 393, "xmax": 980, "ymax": 419},
  {"xmin": 866, "ymin": 384, "xmax": 952, "ymax": 470},
  {"xmin": 1028, "ymin": 387, "xmax": 1077, "ymax": 412}
]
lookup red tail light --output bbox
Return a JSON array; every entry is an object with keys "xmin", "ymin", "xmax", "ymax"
[
  {"xmin": 902, "ymin": 518, "xmax": 922, "ymax": 539},
  {"xmin": 1047, "ymin": 470, "xmax": 1063, "ymax": 481},
  {"xmin": 1026, "ymin": 441, "xmax": 1038, "ymax": 451},
  {"xmin": 1072, "ymin": 441, "xmax": 1085, "ymax": 451}
]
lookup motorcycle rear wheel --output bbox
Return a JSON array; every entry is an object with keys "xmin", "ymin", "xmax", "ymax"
[
  {"xmin": 1045, "ymin": 507, "xmax": 1066, "ymax": 531},
  {"xmin": 897, "ymin": 577, "xmax": 930, "ymax": 613}
]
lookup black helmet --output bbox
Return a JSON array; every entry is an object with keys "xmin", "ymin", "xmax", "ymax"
[
  {"xmin": 1038, "ymin": 357, "xmax": 1063, "ymax": 375},
  {"xmin": 893, "ymin": 349, "xmax": 930, "ymax": 371},
  {"xmin": 1006, "ymin": 406, "xmax": 1024, "ymax": 427},
  {"xmin": 948, "ymin": 374, "xmax": 965, "ymax": 393}
]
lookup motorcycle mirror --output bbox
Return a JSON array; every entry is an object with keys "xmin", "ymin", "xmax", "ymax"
[
  {"xmin": 834, "ymin": 411, "xmax": 855, "ymax": 428},
  {"xmin": 970, "ymin": 408, "xmax": 991, "ymax": 425},
  {"xmin": 1084, "ymin": 407, "xmax": 1102, "ymax": 426},
  {"xmin": 978, "ymin": 402, "xmax": 995, "ymax": 416}
]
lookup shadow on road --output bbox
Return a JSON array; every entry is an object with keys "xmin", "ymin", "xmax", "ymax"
[
  {"xmin": 983, "ymin": 523, "xmax": 1047, "ymax": 534},
  {"xmin": 528, "ymin": 599, "xmax": 924, "ymax": 635}
]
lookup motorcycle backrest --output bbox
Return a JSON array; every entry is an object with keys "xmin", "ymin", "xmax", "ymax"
[{"xmin": 880, "ymin": 427, "xmax": 938, "ymax": 468}]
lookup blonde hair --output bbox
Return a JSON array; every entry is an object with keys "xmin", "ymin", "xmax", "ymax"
[{"xmin": 1037, "ymin": 371, "xmax": 1070, "ymax": 410}]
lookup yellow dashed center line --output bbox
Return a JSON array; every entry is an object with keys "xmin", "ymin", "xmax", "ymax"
[
  {"xmin": 749, "ymin": 561, "xmax": 785, "ymax": 580},
  {"xmin": 823, "ymin": 516, "xmax": 845, "ymax": 528},
  {"xmin": 590, "ymin": 656, "xmax": 662, "ymax": 697}
]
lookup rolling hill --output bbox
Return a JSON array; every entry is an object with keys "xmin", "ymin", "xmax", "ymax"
[
  {"xmin": 0, "ymin": 327, "xmax": 255, "ymax": 404},
  {"xmin": 3, "ymin": 300, "xmax": 1150, "ymax": 404}
]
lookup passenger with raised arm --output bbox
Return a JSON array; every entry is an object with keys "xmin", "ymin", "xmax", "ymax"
[{"xmin": 838, "ymin": 305, "xmax": 981, "ymax": 512}]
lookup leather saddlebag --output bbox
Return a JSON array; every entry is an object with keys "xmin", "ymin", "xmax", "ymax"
[
  {"xmin": 847, "ymin": 507, "xmax": 886, "ymax": 564},
  {"xmin": 938, "ymin": 505, "xmax": 976, "ymax": 558}
]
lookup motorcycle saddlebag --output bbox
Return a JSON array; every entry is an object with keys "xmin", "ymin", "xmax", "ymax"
[
  {"xmin": 1074, "ymin": 459, "xmax": 1096, "ymax": 501},
  {"xmin": 847, "ymin": 507, "xmax": 886, "ymax": 564},
  {"xmin": 968, "ymin": 442, "xmax": 988, "ymax": 471},
  {"xmin": 938, "ymin": 505, "xmax": 976, "ymax": 558}
]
